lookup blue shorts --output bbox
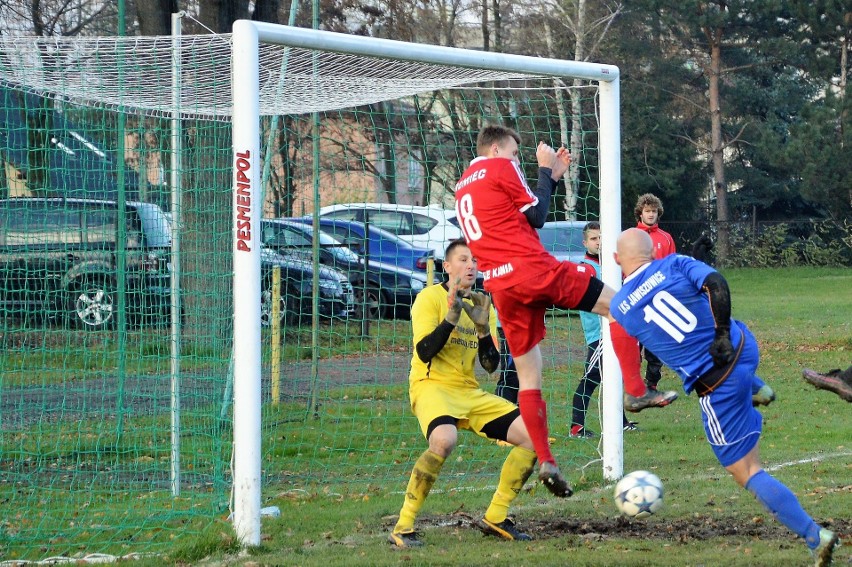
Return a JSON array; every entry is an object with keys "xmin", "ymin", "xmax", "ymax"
[{"xmin": 697, "ymin": 323, "xmax": 763, "ymax": 467}]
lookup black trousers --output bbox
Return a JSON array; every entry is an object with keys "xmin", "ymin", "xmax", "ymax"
[
  {"xmin": 494, "ymin": 327, "xmax": 519, "ymax": 404},
  {"xmin": 571, "ymin": 341, "xmax": 629, "ymax": 428},
  {"xmin": 642, "ymin": 344, "xmax": 663, "ymax": 387}
]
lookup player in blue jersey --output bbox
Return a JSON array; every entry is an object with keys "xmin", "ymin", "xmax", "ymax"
[
  {"xmin": 569, "ymin": 222, "xmax": 637, "ymax": 438},
  {"xmin": 610, "ymin": 228, "xmax": 839, "ymax": 567}
]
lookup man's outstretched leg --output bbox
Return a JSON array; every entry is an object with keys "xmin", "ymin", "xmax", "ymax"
[
  {"xmin": 608, "ymin": 320, "xmax": 679, "ymax": 412},
  {"xmin": 802, "ymin": 366, "xmax": 852, "ymax": 402},
  {"xmin": 728, "ymin": 446, "xmax": 840, "ymax": 567},
  {"xmin": 514, "ymin": 346, "xmax": 572, "ymax": 497}
]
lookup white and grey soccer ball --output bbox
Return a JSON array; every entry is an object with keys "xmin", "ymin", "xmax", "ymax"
[{"xmin": 613, "ymin": 470, "xmax": 664, "ymax": 519}]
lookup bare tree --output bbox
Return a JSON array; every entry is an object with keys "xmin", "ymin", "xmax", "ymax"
[
  {"xmin": 0, "ymin": 0, "xmax": 115, "ymax": 36},
  {"xmin": 542, "ymin": 0, "xmax": 622, "ymax": 218}
]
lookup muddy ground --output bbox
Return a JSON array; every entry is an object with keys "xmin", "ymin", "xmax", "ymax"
[{"xmin": 408, "ymin": 510, "xmax": 852, "ymax": 545}]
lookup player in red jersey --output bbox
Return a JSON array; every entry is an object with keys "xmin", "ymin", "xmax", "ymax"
[
  {"xmin": 634, "ymin": 193, "xmax": 676, "ymax": 259},
  {"xmin": 454, "ymin": 124, "xmax": 679, "ymax": 497}
]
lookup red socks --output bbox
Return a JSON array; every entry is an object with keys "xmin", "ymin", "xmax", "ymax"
[
  {"xmin": 609, "ymin": 321, "xmax": 646, "ymax": 397},
  {"xmin": 517, "ymin": 389, "xmax": 555, "ymax": 465}
]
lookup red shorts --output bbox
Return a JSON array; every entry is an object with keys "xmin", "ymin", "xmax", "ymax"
[{"xmin": 491, "ymin": 261, "xmax": 597, "ymax": 357}]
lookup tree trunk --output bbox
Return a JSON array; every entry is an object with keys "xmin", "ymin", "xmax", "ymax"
[
  {"xmin": 569, "ymin": 0, "xmax": 587, "ymax": 220},
  {"xmin": 198, "ymin": 0, "xmax": 250, "ymax": 33},
  {"xmin": 277, "ymin": 117, "xmax": 296, "ymax": 217},
  {"xmin": 136, "ymin": 0, "xmax": 177, "ymax": 35},
  {"xmin": 0, "ymin": 153, "xmax": 7, "ymax": 199},
  {"xmin": 839, "ymin": 31, "xmax": 848, "ymax": 146},
  {"xmin": 411, "ymin": 95, "xmax": 435, "ymax": 206},
  {"xmin": 181, "ymin": 2, "xmax": 248, "ymax": 347},
  {"xmin": 375, "ymin": 102, "xmax": 397, "ymax": 203},
  {"xmin": 546, "ymin": 1, "xmax": 586, "ymax": 220},
  {"xmin": 546, "ymin": 20, "xmax": 572, "ymax": 219},
  {"xmin": 491, "ymin": 0, "xmax": 502, "ymax": 51},
  {"xmin": 708, "ymin": 33, "xmax": 730, "ymax": 265},
  {"xmin": 481, "ymin": 0, "xmax": 490, "ymax": 51},
  {"xmin": 253, "ymin": 0, "xmax": 281, "ymax": 23},
  {"xmin": 181, "ymin": 122, "xmax": 233, "ymax": 350}
]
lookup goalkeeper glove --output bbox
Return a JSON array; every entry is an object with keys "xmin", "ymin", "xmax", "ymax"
[{"xmin": 709, "ymin": 326, "xmax": 734, "ymax": 367}]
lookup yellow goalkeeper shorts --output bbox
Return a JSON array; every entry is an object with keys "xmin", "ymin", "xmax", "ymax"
[{"xmin": 409, "ymin": 378, "xmax": 519, "ymax": 440}]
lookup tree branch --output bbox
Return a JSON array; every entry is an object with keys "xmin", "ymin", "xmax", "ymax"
[
  {"xmin": 721, "ymin": 122, "xmax": 750, "ymax": 150},
  {"xmin": 673, "ymin": 132, "xmax": 709, "ymax": 153}
]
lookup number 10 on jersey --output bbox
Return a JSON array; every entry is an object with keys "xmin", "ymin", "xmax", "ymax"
[{"xmin": 642, "ymin": 291, "xmax": 697, "ymax": 343}]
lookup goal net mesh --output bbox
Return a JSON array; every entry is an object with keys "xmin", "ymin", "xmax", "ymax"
[
  {"xmin": 0, "ymin": 35, "xmax": 535, "ymax": 118},
  {"xmin": 0, "ymin": 32, "xmax": 604, "ymax": 560}
]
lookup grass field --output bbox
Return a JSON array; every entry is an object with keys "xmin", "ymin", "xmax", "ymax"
[
  {"xmin": 2, "ymin": 267, "xmax": 850, "ymax": 566},
  {"xmin": 151, "ymin": 266, "xmax": 851, "ymax": 567}
]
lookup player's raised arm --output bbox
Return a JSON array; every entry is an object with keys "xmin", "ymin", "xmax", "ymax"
[
  {"xmin": 701, "ymin": 271, "xmax": 735, "ymax": 368},
  {"xmin": 523, "ymin": 142, "xmax": 569, "ymax": 229}
]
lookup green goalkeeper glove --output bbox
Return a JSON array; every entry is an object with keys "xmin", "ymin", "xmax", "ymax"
[{"xmin": 461, "ymin": 291, "xmax": 492, "ymax": 337}]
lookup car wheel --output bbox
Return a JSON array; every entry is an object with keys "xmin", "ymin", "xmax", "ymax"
[
  {"xmin": 261, "ymin": 286, "xmax": 301, "ymax": 327},
  {"xmin": 355, "ymin": 284, "xmax": 387, "ymax": 320},
  {"xmin": 69, "ymin": 278, "xmax": 116, "ymax": 330}
]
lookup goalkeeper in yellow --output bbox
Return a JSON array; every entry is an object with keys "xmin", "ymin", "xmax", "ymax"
[{"xmin": 389, "ymin": 239, "xmax": 538, "ymax": 548}]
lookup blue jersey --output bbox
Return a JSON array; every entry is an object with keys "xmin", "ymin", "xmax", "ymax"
[
  {"xmin": 578, "ymin": 256, "xmax": 602, "ymax": 345},
  {"xmin": 611, "ymin": 255, "xmax": 744, "ymax": 394}
]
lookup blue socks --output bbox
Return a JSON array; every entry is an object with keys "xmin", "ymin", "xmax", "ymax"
[{"xmin": 745, "ymin": 469, "xmax": 822, "ymax": 549}]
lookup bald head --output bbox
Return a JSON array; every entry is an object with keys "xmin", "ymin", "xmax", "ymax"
[{"xmin": 615, "ymin": 228, "xmax": 655, "ymax": 276}]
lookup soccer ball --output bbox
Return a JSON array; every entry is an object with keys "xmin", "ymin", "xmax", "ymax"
[{"xmin": 613, "ymin": 470, "xmax": 664, "ymax": 519}]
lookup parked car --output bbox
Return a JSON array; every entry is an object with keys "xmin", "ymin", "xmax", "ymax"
[
  {"xmin": 537, "ymin": 220, "xmax": 587, "ymax": 264},
  {"xmin": 318, "ymin": 203, "xmax": 462, "ymax": 259},
  {"xmin": 288, "ymin": 217, "xmax": 435, "ymax": 273},
  {"xmin": 260, "ymin": 219, "xmax": 427, "ymax": 319},
  {"xmin": 259, "ymin": 248, "xmax": 355, "ymax": 327},
  {"xmin": 0, "ymin": 197, "xmax": 172, "ymax": 329},
  {"xmin": 0, "ymin": 198, "xmax": 354, "ymax": 330}
]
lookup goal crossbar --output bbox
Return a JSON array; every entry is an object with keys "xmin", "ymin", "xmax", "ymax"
[{"xmin": 230, "ymin": 20, "xmax": 624, "ymax": 546}]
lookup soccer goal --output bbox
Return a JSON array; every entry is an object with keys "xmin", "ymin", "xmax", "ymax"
[
  {"xmin": 0, "ymin": 20, "xmax": 624, "ymax": 559},
  {"xmin": 230, "ymin": 21, "xmax": 626, "ymax": 546}
]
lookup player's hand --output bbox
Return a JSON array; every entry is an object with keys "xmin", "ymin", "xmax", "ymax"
[
  {"xmin": 535, "ymin": 141, "xmax": 557, "ymax": 169},
  {"xmin": 446, "ymin": 277, "xmax": 464, "ymax": 326},
  {"xmin": 690, "ymin": 233, "xmax": 714, "ymax": 262},
  {"xmin": 709, "ymin": 326, "xmax": 734, "ymax": 368},
  {"xmin": 461, "ymin": 291, "xmax": 492, "ymax": 336},
  {"xmin": 551, "ymin": 146, "xmax": 571, "ymax": 180}
]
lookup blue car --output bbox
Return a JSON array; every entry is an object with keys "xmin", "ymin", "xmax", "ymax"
[
  {"xmin": 289, "ymin": 217, "xmax": 435, "ymax": 273},
  {"xmin": 261, "ymin": 219, "xmax": 428, "ymax": 319}
]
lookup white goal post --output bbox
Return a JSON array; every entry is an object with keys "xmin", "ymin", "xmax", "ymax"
[{"xmin": 231, "ymin": 20, "xmax": 624, "ymax": 546}]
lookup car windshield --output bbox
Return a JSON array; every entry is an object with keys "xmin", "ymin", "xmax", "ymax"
[
  {"xmin": 538, "ymin": 224, "xmax": 585, "ymax": 254},
  {"xmin": 282, "ymin": 223, "xmax": 361, "ymax": 263},
  {"xmin": 323, "ymin": 221, "xmax": 416, "ymax": 251}
]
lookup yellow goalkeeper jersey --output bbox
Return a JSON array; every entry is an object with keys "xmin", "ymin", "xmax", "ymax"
[{"xmin": 408, "ymin": 283, "xmax": 498, "ymax": 389}]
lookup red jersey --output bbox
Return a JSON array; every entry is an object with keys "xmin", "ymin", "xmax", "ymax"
[
  {"xmin": 454, "ymin": 157, "xmax": 560, "ymax": 291},
  {"xmin": 636, "ymin": 222, "xmax": 676, "ymax": 259}
]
